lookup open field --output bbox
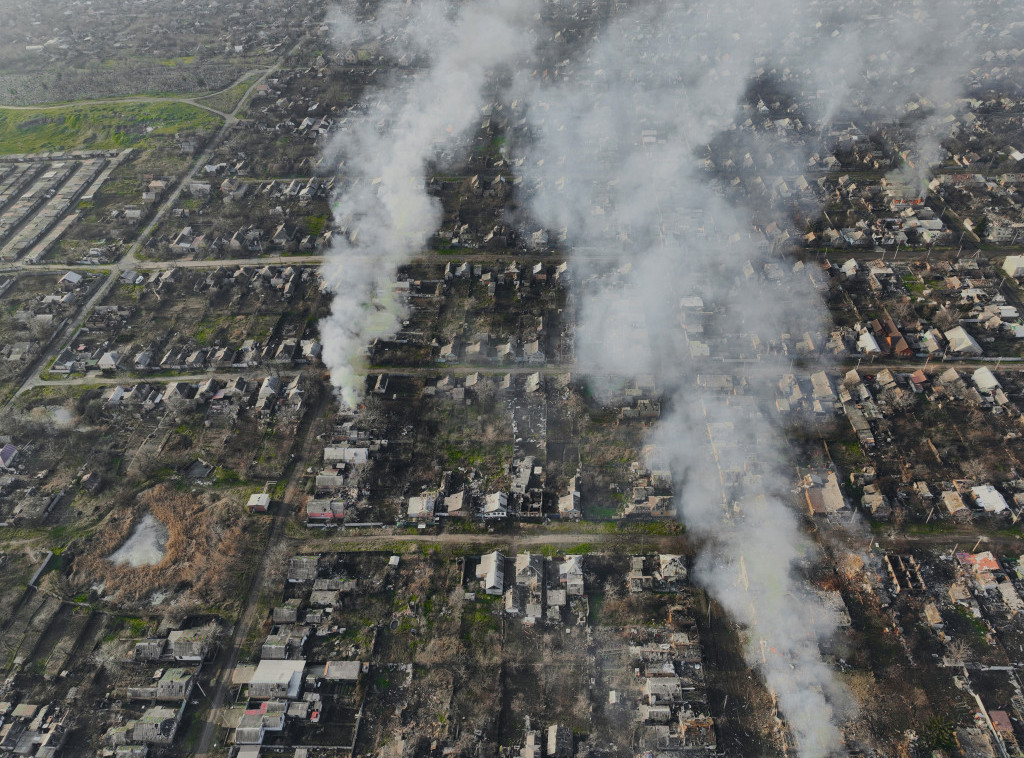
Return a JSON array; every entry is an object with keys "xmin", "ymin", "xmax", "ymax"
[
  {"xmin": 0, "ymin": 102, "xmax": 221, "ymax": 154},
  {"xmin": 195, "ymin": 73, "xmax": 262, "ymax": 115}
]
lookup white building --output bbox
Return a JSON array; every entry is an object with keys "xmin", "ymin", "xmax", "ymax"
[
  {"xmin": 972, "ymin": 485, "xmax": 1009, "ymax": 514},
  {"xmin": 944, "ymin": 326, "xmax": 983, "ymax": 356},
  {"xmin": 973, "ymin": 367, "xmax": 1001, "ymax": 393},
  {"xmin": 856, "ymin": 331, "xmax": 881, "ymax": 354},
  {"xmin": 249, "ymin": 659, "xmax": 305, "ymax": 700},
  {"xmin": 407, "ymin": 493, "xmax": 436, "ymax": 520},
  {"xmin": 480, "ymin": 492, "xmax": 508, "ymax": 519},
  {"xmin": 323, "ymin": 447, "xmax": 369, "ymax": 465},
  {"xmin": 1003, "ymin": 255, "xmax": 1024, "ymax": 278},
  {"xmin": 475, "ymin": 551, "xmax": 505, "ymax": 595}
]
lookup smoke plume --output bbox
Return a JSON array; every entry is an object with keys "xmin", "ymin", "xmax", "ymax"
[
  {"xmin": 507, "ymin": 0, "xmax": 991, "ymax": 754},
  {"xmin": 320, "ymin": 0, "xmax": 537, "ymax": 406},
  {"xmin": 317, "ymin": 0, "xmax": 1002, "ymax": 751}
]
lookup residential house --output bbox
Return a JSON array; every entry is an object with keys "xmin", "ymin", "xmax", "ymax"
[
  {"xmin": 306, "ymin": 498, "xmax": 345, "ymax": 526},
  {"xmin": 523, "ymin": 340, "xmax": 545, "ymax": 364},
  {"xmin": 134, "ymin": 350, "xmax": 153, "ymax": 370},
  {"xmin": 944, "ymin": 326, "xmax": 983, "ymax": 356},
  {"xmin": 407, "ymin": 492, "xmax": 437, "ymax": 521},
  {"xmin": 131, "ymin": 707, "xmax": 180, "ymax": 745},
  {"xmin": 171, "ymin": 226, "xmax": 205, "ymax": 252},
  {"xmin": 558, "ymin": 475, "xmax": 581, "ymax": 519},
  {"xmin": 804, "ymin": 471, "xmax": 846, "ymax": 516},
  {"xmin": 323, "ymin": 447, "xmax": 370, "ymax": 466},
  {"xmin": 1003, "ymin": 255, "xmax": 1024, "ymax": 278},
  {"xmin": 0, "ymin": 443, "xmax": 18, "ymax": 469},
  {"xmin": 98, "ymin": 351, "xmax": 121, "ymax": 371},
  {"xmin": 972, "ymin": 484, "xmax": 1009, "ymax": 514},
  {"xmin": 167, "ymin": 626, "xmax": 214, "ymax": 661},
  {"xmin": 164, "ymin": 382, "xmax": 194, "ymax": 410},
  {"xmin": 559, "ymin": 555, "xmax": 584, "ymax": 596},
  {"xmin": 249, "ymin": 659, "xmax": 305, "ymax": 700},
  {"xmin": 444, "ymin": 490, "xmax": 470, "ymax": 518},
  {"xmin": 481, "ymin": 492, "xmax": 508, "ymax": 519},
  {"xmin": 942, "ymin": 490, "xmax": 970, "ymax": 520},
  {"xmin": 59, "ymin": 271, "xmax": 83, "ymax": 289},
  {"xmin": 255, "ymin": 376, "xmax": 282, "ymax": 414},
  {"xmin": 476, "ymin": 551, "xmax": 505, "ymax": 596}
]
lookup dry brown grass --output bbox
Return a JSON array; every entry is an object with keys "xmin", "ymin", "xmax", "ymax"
[{"xmin": 71, "ymin": 483, "xmax": 256, "ymax": 608}]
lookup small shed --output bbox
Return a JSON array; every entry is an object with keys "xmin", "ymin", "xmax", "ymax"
[{"xmin": 247, "ymin": 493, "xmax": 271, "ymax": 513}]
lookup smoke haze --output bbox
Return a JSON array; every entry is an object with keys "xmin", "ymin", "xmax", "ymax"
[
  {"xmin": 320, "ymin": 0, "xmax": 538, "ymax": 406},
  {"xmin": 509, "ymin": 0, "xmax": 991, "ymax": 754},
  {"xmin": 319, "ymin": 0, "xmax": 1006, "ymax": 752}
]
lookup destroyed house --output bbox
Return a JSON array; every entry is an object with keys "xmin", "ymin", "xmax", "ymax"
[
  {"xmin": 129, "ymin": 667, "xmax": 196, "ymax": 701},
  {"xmin": 512, "ymin": 457, "xmax": 535, "ymax": 495},
  {"xmin": 261, "ymin": 626, "xmax": 308, "ymax": 660},
  {"xmin": 657, "ymin": 554, "xmax": 688, "ymax": 586},
  {"xmin": 885, "ymin": 554, "xmax": 926, "ymax": 593},
  {"xmin": 134, "ymin": 639, "xmax": 165, "ymax": 661},
  {"xmin": 957, "ymin": 551, "xmax": 1001, "ymax": 574},
  {"xmin": 547, "ymin": 724, "xmax": 572, "ymax": 758},
  {"xmin": 156, "ymin": 668, "xmax": 194, "ymax": 700},
  {"xmin": 167, "ymin": 627, "xmax": 214, "ymax": 661},
  {"xmin": 288, "ymin": 556, "xmax": 319, "ymax": 582},
  {"xmin": 131, "ymin": 706, "xmax": 180, "ymax": 745},
  {"xmin": 515, "ymin": 552, "xmax": 545, "ymax": 588},
  {"xmin": 273, "ymin": 599, "xmax": 302, "ymax": 624},
  {"xmin": 559, "ymin": 555, "xmax": 584, "ymax": 596},
  {"xmin": 642, "ymin": 677, "xmax": 684, "ymax": 705}
]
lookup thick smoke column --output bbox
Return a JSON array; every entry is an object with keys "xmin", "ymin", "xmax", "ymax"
[
  {"xmin": 510, "ymin": 0, "xmax": 986, "ymax": 754},
  {"xmin": 315, "ymin": 0, "xmax": 992, "ymax": 750},
  {"xmin": 320, "ymin": 0, "xmax": 537, "ymax": 406}
]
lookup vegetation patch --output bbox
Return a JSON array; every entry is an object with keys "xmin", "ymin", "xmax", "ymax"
[
  {"xmin": 0, "ymin": 102, "xmax": 220, "ymax": 154},
  {"xmin": 69, "ymin": 483, "xmax": 258, "ymax": 610}
]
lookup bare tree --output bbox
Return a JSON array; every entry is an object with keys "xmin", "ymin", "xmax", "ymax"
[
  {"xmin": 946, "ymin": 638, "xmax": 970, "ymax": 667},
  {"xmin": 934, "ymin": 307, "xmax": 958, "ymax": 331},
  {"xmin": 887, "ymin": 298, "xmax": 916, "ymax": 327},
  {"xmin": 961, "ymin": 457, "xmax": 988, "ymax": 482}
]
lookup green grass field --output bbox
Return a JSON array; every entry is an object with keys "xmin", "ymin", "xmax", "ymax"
[{"xmin": 0, "ymin": 102, "xmax": 221, "ymax": 154}]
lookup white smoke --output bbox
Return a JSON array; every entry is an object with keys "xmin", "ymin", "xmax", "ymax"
[
  {"xmin": 320, "ymin": 0, "xmax": 538, "ymax": 406},
  {"xmin": 316, "ymin": 0, "xmax": 999, "ymax": 751},
  {"xmin": 506, "ymin": 0, "xmax": 990, "ymax": 754}
]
